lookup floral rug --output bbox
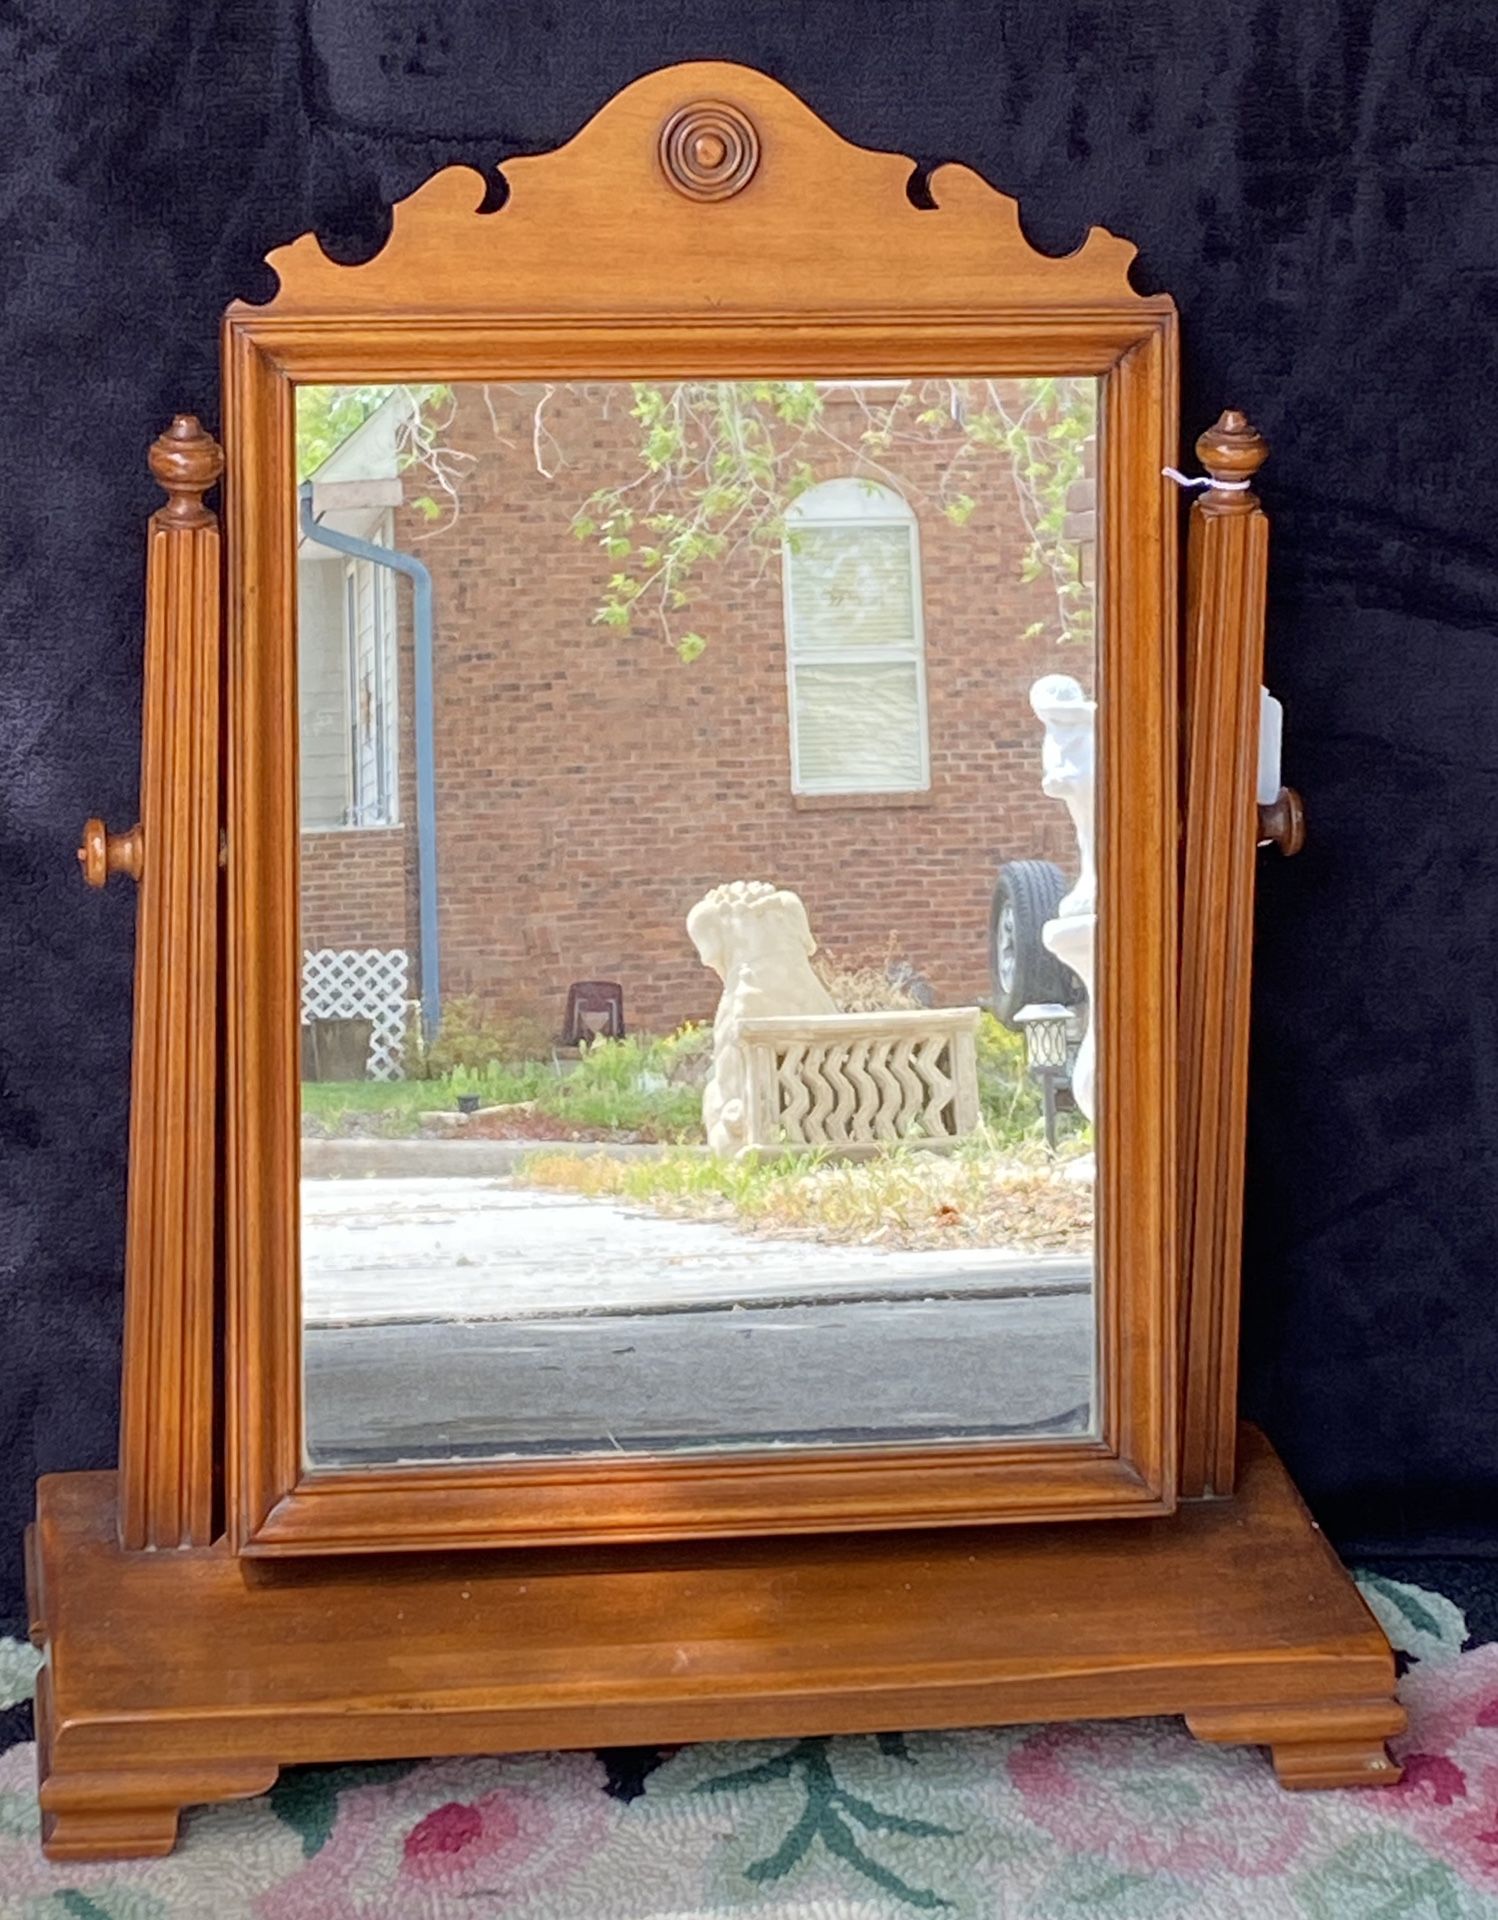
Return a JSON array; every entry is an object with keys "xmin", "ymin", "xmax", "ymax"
[{"xmin": 1, "ymin": 1573, "xmax": 1496, "ymax": 1917}]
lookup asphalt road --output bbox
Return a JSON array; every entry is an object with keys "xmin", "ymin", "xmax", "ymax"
[{"xmin": 306, "ymin": 1289, "xmax": 1096, "ymax": 1465}]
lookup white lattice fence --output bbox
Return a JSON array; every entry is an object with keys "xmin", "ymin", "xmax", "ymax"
[
  {"xmin": 301, "ymin": 948, "xmax": 412, "ymax": 1081},
  {"xmin": 738, "ymin": 1008, "xmax": 981, "ymax": 1156}
]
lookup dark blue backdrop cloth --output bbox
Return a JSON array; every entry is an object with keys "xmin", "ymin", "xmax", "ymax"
[{"xmin": 3, "ymin": 1, "xmax": 1496, "ymax": 1631}]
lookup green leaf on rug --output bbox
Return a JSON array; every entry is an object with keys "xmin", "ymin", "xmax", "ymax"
[
  {"xmin": 1031, "ymin": 1856, "xmax": 1175, "ymax": 1916},
  {"xmin": 1297, "ymin": 1831, "xmax": 1488, "ymax": 1919},
  {"xmin": 1356, "ymin": 1574, "xmax": 1469, "ymax": 1667},
  {"xmin": 0, "ymin": 1790, "xmax": 38, "ymax": 1840},
  {"xmin": 0, "ymin": 1636, "xmax": 41, "ymax": 1709},
  {"xmin": 697, "ymin": 1735, "xmax": 959, "ymax": 1910},
  {"xmin": 35, "ymin": 1893, "xmax": 162, "ymax": 1920},
  {"xmin": 267, "ymin": 1760, "xmax": 421, "ymax": 1858}
]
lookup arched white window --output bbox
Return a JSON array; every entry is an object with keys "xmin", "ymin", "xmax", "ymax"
[{"xmin": 782, "ymin": 478, "xmax": 929, "ymax": 795}]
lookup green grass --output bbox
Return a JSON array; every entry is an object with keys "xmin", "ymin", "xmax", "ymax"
[
  {"xmin": 302, "ymin": 1032, "xmax": 704, "ymax": 1140},
  {"xmin": 521, "ymin": 1132, "xmax": 1093, "ymax": 1252},
  {"xmin": 975, "ymin": 1012, "xmax": 1048, "ymax": 1142}
]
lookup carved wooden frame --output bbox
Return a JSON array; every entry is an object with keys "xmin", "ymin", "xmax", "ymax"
[
  {"xmin": 33, "ymin": 65, "xmax": 1405, "ymax": 1864},
  {"xmin": 220, "ymin": 61, "xmax": 1178, "ymax": 1554}
]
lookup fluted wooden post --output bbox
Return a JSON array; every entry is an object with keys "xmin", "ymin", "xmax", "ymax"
[
  {"xmin": 1178, "ymin": 411, "xmax": 1270, "ymax": 1500},
  {"xmin": 115, "ymin": 416, "xmax": 224, "ymax": 1547}
]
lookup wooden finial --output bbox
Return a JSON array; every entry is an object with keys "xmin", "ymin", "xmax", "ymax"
[
  {"xmin": 1195, "ymin": 410, "xmax": 1268, "ymax": 513},
  {"xmin": 147, "ymin": 415, "xmax": 224, "ymax": 527}
]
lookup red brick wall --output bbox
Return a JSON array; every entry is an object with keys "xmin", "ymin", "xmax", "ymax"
[
  {"xmin": 300, "ymin": 827, "xmax": 417, "ymax": 953},
  {"xmin": 304, "ymin": 383, "xmax": 1093, "ymax": 1035}
]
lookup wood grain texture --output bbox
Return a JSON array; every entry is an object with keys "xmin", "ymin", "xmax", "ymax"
[
  {"xmin": 1177, "ymin": 412, "xmax": 1272, "ymax": 1500},
  {"xmin": 223, "ymin": 59, "xmax": 1179, "ymax": 1553},
  {"xmin": 1187, "ymin": 1700, "xmax": 1405, "ymax": 1790},
  {"xmin": 117, "ymin": 416, "xmax": 224, "ymax": 1550},
  {"xmin": 249, "ymin": 65, "xmax": 1148, "ymax": 324},
  {"xmin": 26, "ymin": 1428, "xmax": 1400, "ymax": 1861}
]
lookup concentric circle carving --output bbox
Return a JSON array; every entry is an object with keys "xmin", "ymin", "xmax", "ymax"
[{"xmin": 659, "ymin": 101, "xmax": 759, "ymax": 202}]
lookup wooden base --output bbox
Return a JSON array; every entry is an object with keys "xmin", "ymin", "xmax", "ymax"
[{"xmin": 26, "ymin": 1428, "xmax": 1403, "ymax": 1861}]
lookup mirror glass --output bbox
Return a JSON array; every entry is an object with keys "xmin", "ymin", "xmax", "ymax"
[{"xmin": 294, "ymin": 377, "xmax": 1100, "ymax": 1467}]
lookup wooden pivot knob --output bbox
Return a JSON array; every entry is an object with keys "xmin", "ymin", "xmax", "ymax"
[
  {"xmin": 78, "ymin": 817, "xmax": 144, "ymax": 887},
  {"xmin": 1257, "ymin": 787, "xmax": 1305, "ymax": 857}
]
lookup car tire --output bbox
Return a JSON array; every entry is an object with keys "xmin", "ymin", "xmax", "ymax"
[{"xmin": 989, "ymin": 860, "xmax": 1082, "ymax": 1026}]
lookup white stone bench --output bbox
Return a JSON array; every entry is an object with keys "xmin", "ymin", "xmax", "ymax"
[{"xmin": 736, "ymin": 1007, "xmax": 981, "ymax": 1158}]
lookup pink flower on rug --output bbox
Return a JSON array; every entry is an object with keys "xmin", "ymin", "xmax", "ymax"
[
  {"xmin": 259, "ymin": 1753, "xmax": 615, "ymax": 1917},
  {"xmin": 1417, "ymin": 1763, "xmax": 1498, "ymax": 1888},
  {"xmin": 1007, "ymin": 1719, "xmax": 1311, "ymax": 1877},
  {"xmin": 400, "ymin": 1784, "xmax": 588, "ymax": 1888},
  {"xmin": 1398, "ymin": 1643, "xmax": 1498, "ymax": 1764},
  {"xmin": 1379, "ymin": 1644, "xmax": 1498, "ymax": 1889},
  {"xmin": 1399, "ymin": 1751, "xmax": 1468, "ymax": 1806}
]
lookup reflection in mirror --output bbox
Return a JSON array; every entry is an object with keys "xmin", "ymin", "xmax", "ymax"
[{"xmin": 295, "ymin": 377, "xmax": 1099, "ymax": 1467}]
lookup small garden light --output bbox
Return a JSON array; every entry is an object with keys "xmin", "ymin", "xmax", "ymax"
[{"xmin": 1015, "ymin": 1002, "xmax": 1072, "ymax": 1152}]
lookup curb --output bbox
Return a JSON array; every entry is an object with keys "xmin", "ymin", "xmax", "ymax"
[{"xmin": 301, "ymin": 1138, "xmax": 695, "ymax": 1179}]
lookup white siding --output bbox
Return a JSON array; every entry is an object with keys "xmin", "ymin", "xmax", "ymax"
[{"xmin": 298, "ymin": 560, "xmax": 351, "ymax": 829}]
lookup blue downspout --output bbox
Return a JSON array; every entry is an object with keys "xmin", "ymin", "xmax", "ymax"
[{"xmin": 298, "ymin": 484, "xmax": 441, "ymax": 1041}]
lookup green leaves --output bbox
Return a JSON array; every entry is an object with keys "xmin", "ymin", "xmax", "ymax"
[
  {"xmin": 1357, "ymin": 1572, "xmax": 1470, "ymax": 1665},
  {"xmin": 323, "ymin": 375, "xmax": 1097, "ymax": 661},
  {"xmin": 696, "ymin": 1736, "xmax": 959, "ymax": 1910},
  {"xmin": 295, "ymin": 383, "xmax": 396, "ymax": 480},
  {"xmin": 294, "ymin": 384, "xmax": 452, "ymax": 484},
  {"xmin": 1297, "ymin": 1833, "xmax": 1484, "ymax": 1920},
  {"xmin": 0, "ymin": 1635, "xmax": 40, "ymax": 1708}
]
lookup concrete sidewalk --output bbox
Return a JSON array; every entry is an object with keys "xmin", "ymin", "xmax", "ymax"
[{"xmin": 301, "ymin": 1175, "xmax": 1093, "ymax": 1325}]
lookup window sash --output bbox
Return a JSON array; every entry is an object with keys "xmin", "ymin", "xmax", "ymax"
[
  {"xmin": 783, "ymin": 512, "xmax": 928, "ymax": 795},
  {"xmin": 785, "ymin": 524, "xmax": 918, "ymax": 655},
  {"xmin": 790, "ymin": 658, "xmax": 928, "ymax": 794}
]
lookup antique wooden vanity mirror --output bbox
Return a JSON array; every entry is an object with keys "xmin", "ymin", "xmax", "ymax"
[{"xmin": 29, "ymin": 62, "xmax": 1400, "ymax": 1861}]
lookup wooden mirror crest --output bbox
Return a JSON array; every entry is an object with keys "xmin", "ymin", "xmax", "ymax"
[{"xmin": 29, "ymin": 62, "xmax": 1397, "ymax": 1865}]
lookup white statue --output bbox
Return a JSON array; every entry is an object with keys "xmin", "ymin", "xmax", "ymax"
[
  {"xmin": 687, "ymin": 881, "xmax": 836, "ymax": 1155},
  {"xmin": 1031, "ymin": 673, "xmax": 1096, "ymax": 920},
  {"xmin": 1028, "ymin": 674, "xmax": 1097, "ymax": 1136}
]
